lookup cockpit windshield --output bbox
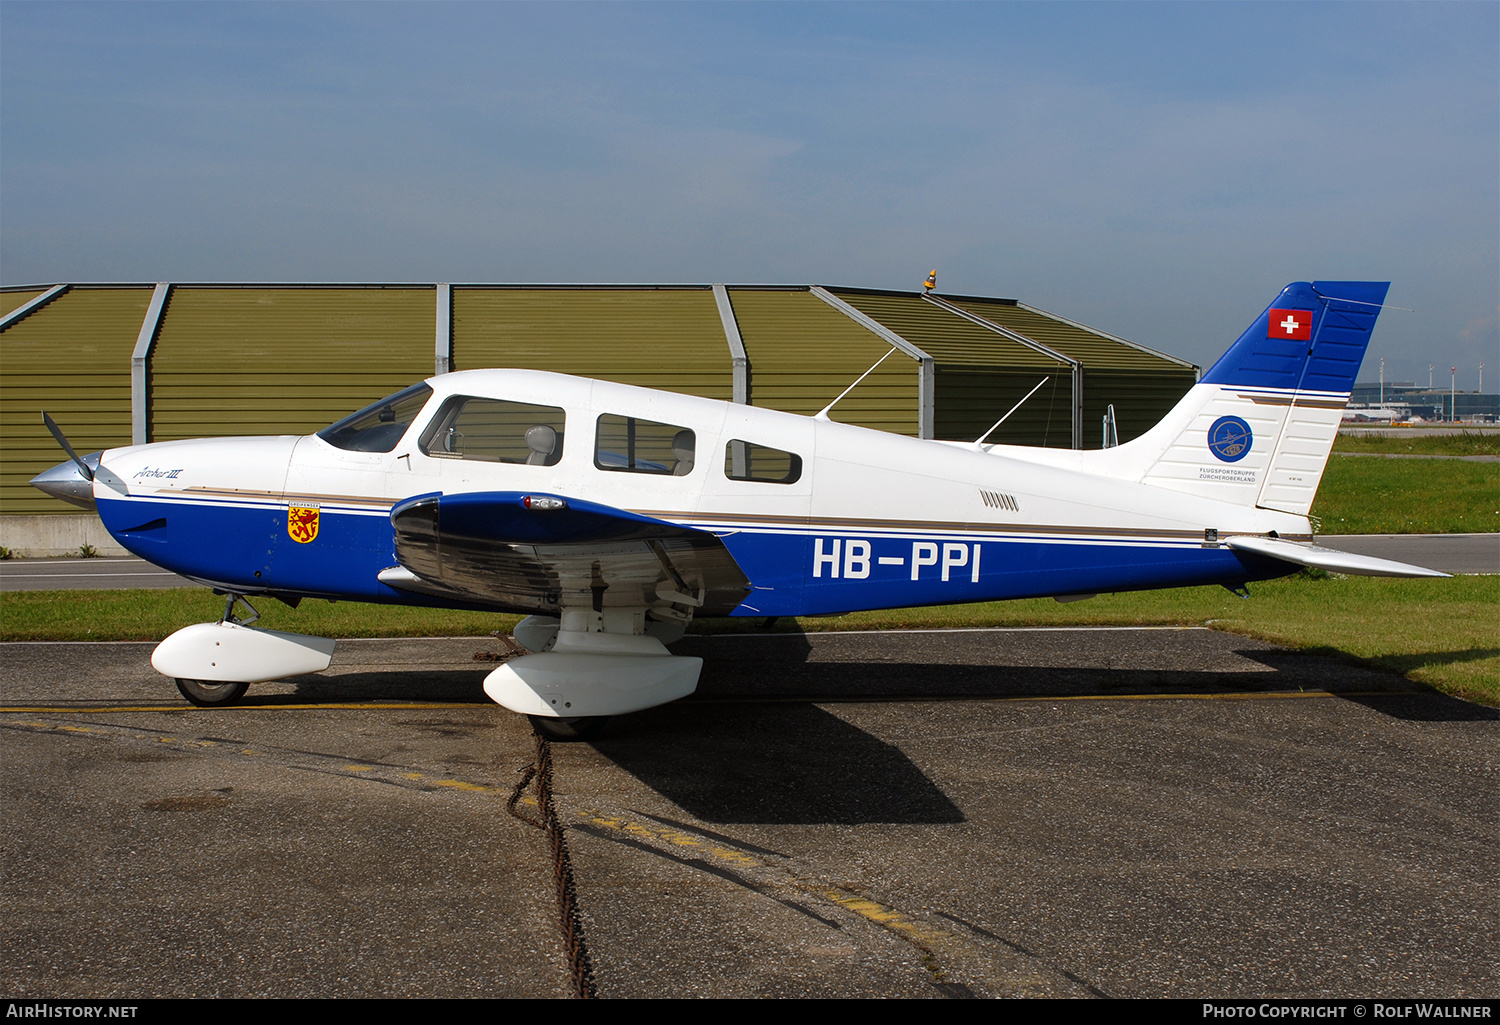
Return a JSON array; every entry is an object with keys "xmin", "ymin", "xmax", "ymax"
[{"xmin": 317, "ymin": 383, "xmax": 433, "ymax": 452}]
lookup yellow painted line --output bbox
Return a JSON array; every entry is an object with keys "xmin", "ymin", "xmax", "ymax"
[
  {"xmin": 823, "ymin": 889, "xmax": 951, "ymax": 949},
  {"xmin": 431, "ymin": 778, "xmax": 499, "ymax": 792},
  {"xmin": 688, "ymin": 689, "xmax": 1423, "ymax": 706},
  {"xmin": 584, "ymin": 812, "xmax": 762, "ymax": 866},
  {"xmin": 4, "ymin": 717, "xmax": 519, "ymax": 797},
  {"xmin": 0, "ymin": 702, "xmax": 495, "ymax": 713},
  {"xmin": 1, "ymin": 691, "xmax": 1418, "ymax": 718},
  {"xmin": 0, "ymin": 691, "xmax": 1426, "ymax": 717},
  {"xmin": 585, "ymin": 810, "xmax": 963, "ymax": 980}
]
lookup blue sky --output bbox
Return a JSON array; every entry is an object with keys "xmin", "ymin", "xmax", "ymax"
[{"xmin": 3, "ymin": 1, "xmax": 1496, "ymax": 388}]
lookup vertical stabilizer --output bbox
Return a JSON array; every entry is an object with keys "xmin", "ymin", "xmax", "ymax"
[{"xmin": 1138, "ymin": 281, "xmax": 1388, "ymax": 514}]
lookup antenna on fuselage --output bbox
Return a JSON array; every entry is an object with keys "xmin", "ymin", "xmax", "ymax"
[
  {"xmin": 973, "ymin": 376, "xmax": 1050, "ymax": 449},
  {"xmin": 815, "ymin": 347, "xmax": 898, "ymax": 422}
]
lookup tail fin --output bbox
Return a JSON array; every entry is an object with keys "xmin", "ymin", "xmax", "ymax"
[{"xmin": 1137, "ymin": 281, "xmax": 1389, "ymax": 515}]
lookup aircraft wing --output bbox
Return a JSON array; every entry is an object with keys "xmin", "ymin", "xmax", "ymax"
[
  {"xmin": 1224, "ymin": 535, "xmax": 1449, "ymax": 578},
  {"xmin": 379, "ymin": 491, "xmax": 752, "ymax": 616}
]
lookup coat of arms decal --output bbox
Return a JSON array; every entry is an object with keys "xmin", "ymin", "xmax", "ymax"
[{"xmin": 288, "ymin": 505, "xmax": 320, "ymax": 544}]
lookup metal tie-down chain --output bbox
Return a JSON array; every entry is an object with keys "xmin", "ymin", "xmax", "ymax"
[{"xmin": 509, "ymin": 729, "xmax": 597, "ymax": 999}]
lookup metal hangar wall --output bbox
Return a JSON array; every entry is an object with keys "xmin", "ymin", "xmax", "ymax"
[{"xmin": 1, "ymin": 282, "xmax": 1198, "ymax": 520}]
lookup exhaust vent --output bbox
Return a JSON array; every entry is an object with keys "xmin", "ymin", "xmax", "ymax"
[{"xmin": 980, "ymin": 490, "xmax": 1019, "ymax": 512}]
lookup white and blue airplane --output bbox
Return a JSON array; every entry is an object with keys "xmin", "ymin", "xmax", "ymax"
[{"xmin": 33, "ymin": 280, "xmax": 1444, "ymax": 737}]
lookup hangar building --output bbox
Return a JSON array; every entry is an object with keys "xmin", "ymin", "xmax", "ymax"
[{"xmin": 0, "ymin": 282, "xmax": 1197, "ymax": 553}]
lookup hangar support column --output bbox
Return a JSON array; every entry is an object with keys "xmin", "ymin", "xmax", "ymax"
[
  {"xmin": 0, "ymin": 284, "xmax": 70, "ymax": 330},
  {"xmin": 435, "ymin": 283, "xmax": 452, "ymax": 375},
  {"xmin": 712, "ymin": 284, "xmax": 749, "ymax": 404},
  {"xmin": 809, "ymin": 286, "xmax": 935, "ymax": 439},
  {"xmin": 922, "ymin": 293, "xmax": 1082, "ymax": 449},
  {"xmin": 131, "ymin": 282, "xmax": 171, "ymax": 445}
]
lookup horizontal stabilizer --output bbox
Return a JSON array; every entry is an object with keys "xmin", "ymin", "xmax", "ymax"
[{"xmin": 1225, "ymin": 535, "xmax": 1449, "ymax": 578}]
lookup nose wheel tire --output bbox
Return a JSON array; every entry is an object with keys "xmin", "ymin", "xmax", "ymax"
[
  {"xmin": 527, "ymin": 715, "xmax": 607, "ymax": 742},
  {"xmin": 175, "ymin": 679, "xmax": 251, "ymax": 707}
]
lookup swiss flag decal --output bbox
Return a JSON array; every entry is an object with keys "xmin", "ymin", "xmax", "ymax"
[{"xmin": 1267, "ymin": 308, "xmax": 1313, "ymax": 340}]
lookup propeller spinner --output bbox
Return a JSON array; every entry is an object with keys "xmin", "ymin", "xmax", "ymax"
[{"xmin": 31, "ymin": 412, "xmax": 101, "ymax": 510}]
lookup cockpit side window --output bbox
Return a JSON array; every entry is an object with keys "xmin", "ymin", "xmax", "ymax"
[
  {"xmin": 724, "ymin": 440, "xmax": 802, "ymax": 484},
  {"xmin": 318, "ymin": 383, "xmax": 433, "ymax": 453},
  {"xmin": 418, "ymin": 397, "xmax": 566, "ymax": 465},
  {"xmin": 594, "ymin": 414, "xmax": 695, "ymax": 475}
]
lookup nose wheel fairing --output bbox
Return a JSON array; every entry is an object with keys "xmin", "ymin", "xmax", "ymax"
[{"xmin": 151, "ymin": 620, "xmax": 337, "ymax": 684}]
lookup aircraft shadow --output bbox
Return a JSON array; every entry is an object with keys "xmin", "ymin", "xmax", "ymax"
[
  {"xmin": 1231, "ymin": 648, "xmax": 1498, "ymax": 722},
  {"xmin": 590, "ymin": 701, "xmax": 966, "ymax": 826},
  {"xmin": 227, "ymin": 641, "xmax": 1493, "ymax": 725},
  {"xmin": 216, "ymin": 641, "xmax": 1493, "ymax": 824},
  {"xmin": 267, "ymin": 670, "xmax": 490, "ymax": 705},
  {"xmin": 677, "ymin": 635, "xmax": 1491, "ymax": 724}
]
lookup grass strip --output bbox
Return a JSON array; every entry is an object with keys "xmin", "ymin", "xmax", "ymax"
[
  {"xmin": 1311, "ymin": 456, "xmax": 1498, "ymax": 534},
  {"xmin": 4, "ymin": 574, "xmax": 1494, "ymax": 706},
  {"xmin": 1333, "ymin": 430, "xmax": 1499, "ymax": 457}
]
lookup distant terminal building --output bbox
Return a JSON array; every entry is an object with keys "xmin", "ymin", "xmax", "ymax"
[
  {"xmin": 0, "ymin": 281, "xmax": 1197, "ymax": 551},
  {"xmin": 1348, "ymin": 382, "xmax": 1499, "ymax": 423}
]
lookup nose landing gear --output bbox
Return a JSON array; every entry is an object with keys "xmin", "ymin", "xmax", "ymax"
[
  {"xmin": 175, "ymin": 678, "xmax": 251, "ymax": 707},
  {"xmin": 153, "ymin": 593, "xmax": 336, "ymax": 708}
]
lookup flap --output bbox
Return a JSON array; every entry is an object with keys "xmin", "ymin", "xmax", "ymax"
[{"xmin": 387, "ymin": 491, "xmax": 751, "ymax": 616}]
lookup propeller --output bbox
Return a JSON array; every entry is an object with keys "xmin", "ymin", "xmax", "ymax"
[
  {"xmin": 42, "ymin": 411, "xmax": 94, "ymax": 482},
  {"xmin": 32, "ymin": 412, "xmax": 103, "ymax": 510}
]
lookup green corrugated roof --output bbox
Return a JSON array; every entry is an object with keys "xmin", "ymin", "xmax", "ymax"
[
  {"xmin": 832, "ymin": 290, "xmax": 1072, "ymax": 369},
  {"xmin": 150, "ymin": 287, "xmax": 436, "ymax": 441},
  {"xmin": 2, "ymin": 288, "xmax": 50, "ymax": 320},
  {"xmin": 1, "ymin": 287, "xmax": 148, "ymax": 514},
  {"xmin": 727, "ymin": 289, "xmax": 919, "ymax": 435},
  {"xmin": 946, "ymin": 296, "xmax": 1193, "ymax": 371},
  {"xmin": 453, "ymin": 288, "xmax": 732, "ymax": 401}
]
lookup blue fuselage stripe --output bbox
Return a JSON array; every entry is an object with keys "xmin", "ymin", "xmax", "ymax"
[{"xmin": 97, "ymin": 495, "xmax": 1292, "ymax": 615}]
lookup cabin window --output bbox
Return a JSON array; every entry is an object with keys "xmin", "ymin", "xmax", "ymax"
[
  {"xmin": 594, "ymin": 414, "xmax": 695, "ymax": 476},
  {"xmin": 724, "ymin": 440, "xmax": 803, "ymax": 484},
  {"xmin": 418, "ymin": 397, "xmax": 566, "ymax": 465},
  {"xmin": 318, "ymin": 383, "xmax": 434, "ymax": 453}
]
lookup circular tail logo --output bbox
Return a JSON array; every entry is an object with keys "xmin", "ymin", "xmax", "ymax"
[{"xmin": 1207, "ymin": 416, "xmax": 1252, "ymax": 463}]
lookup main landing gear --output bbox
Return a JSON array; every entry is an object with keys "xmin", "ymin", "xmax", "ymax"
[{"xmin": 489, "ymin": 609, "xmax": 702, "ymax": 741}]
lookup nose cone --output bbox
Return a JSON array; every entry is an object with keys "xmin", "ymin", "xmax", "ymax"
[{"xmin": 31, "ymin": 454, "xmax": 100, "ymax": 510}]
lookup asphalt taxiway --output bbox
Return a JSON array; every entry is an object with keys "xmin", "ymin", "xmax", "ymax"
[{"xmin": 2, "ymin": 630, "xmax": 1494, "ymax": 998}]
